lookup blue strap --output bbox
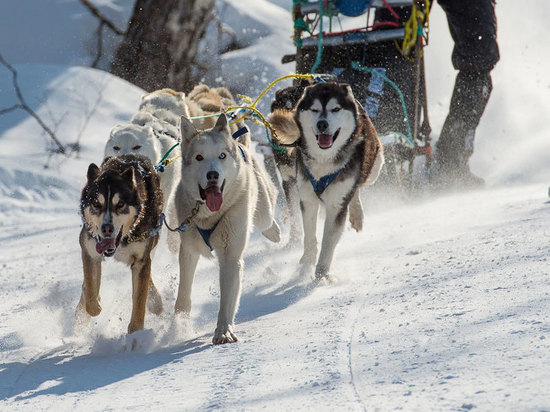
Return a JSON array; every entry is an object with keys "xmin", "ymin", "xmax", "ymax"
[
  {"xmin": 304, "ymin": 165, "xmax": 342, "ymax": 196},
  {"xmin": 232, "ymin": 126, "xmax": 248, "ymax": 140},
  {"xmin": 197, "ymin": 221, "xmax": 220, "ymax": 251},
  {"xmin": 238, "ymin": 145, "xmax": 247, "ymax": 163},
  {"xmin": 232, "ymin": 126, "xmax": 248, "ymax": 163}
]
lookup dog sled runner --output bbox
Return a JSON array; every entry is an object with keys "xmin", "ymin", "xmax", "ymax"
[{"xmin": 284, "ymin": 0, "xmax": 433, "ymax": 189}]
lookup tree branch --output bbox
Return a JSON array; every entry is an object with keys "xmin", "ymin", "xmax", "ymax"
[
  {"xmin": 0, "ymin": 53, "xmax": 66, "ymax": 154},
  {"xmin": 80, "ymin": 0, "xmax": 126, "ymax": 35}
]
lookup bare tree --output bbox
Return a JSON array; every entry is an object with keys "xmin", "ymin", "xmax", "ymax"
[
  {"xmin": 0, "ymin": 53, "xmax": 65, "ymax": 154},
  {"xmin": 80, "ymin": 0, "xmax": 127, "ymax": 68},
  {"xmin": 111, "ymin": 0, "xmax": 215, "ymax": 93}
]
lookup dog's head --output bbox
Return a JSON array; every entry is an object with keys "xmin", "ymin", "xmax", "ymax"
[
  {"xmin": 180, "ymin": 114, "xmax": 241, "ymax": 213},
  {"xmin": 104, "ymin": 124, "xmax": 159, "ymax": 163},
  {"xmin": 81, "ymin": 157, "xmax": 144, "ymax": 257},
  {"xmin": 296, "ymin": 82, "xmax": 358, "ymax": 157},
  {"xmin": 139, "ymin": 88, "xmax": 191, "ymax": 118}
]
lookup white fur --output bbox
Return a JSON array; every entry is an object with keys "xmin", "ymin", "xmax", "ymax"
[{"xmin": 174, "ymin": 115, "xmax": 280, "ymax": 344}]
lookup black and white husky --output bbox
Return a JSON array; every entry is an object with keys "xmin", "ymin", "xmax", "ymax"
[{"xmin": 269, "ymin": 82, "xmax": 384, "ymax": 280}]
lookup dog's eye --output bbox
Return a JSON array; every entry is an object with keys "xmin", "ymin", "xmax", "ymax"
[
  {"xmin": 219, "ymin": 152, "xmax": 226, "ymax": 159},
  {"xmin": 331, "ymin": 107, "xmax": 341, "ymax": 113},
  {"xmin": 92, "ymin": 200, "xmax": 101, "ymax": 209},
  {"xmin": 132, "ymin": 145, "xmax": 141, "ymax": 150},
  {"xmin": 311, "ymin": 109, "xmax": 320, "ymax": 113},
  {"xmin": 116, "ymin": 200, "xmax": 125, "ymax": 209},
  {"xmin": 113, "ymin": 146, "xmax": 120, "ymax": 151},
  {"xmin": 195, "ymin": 154, "xmax": 204, "ymax": 161}
]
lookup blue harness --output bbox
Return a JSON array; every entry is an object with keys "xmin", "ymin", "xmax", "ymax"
[
  {"xmin": 304, "ymin": 166, "xmax": 342, "ymax": 196},
  {"xmin": 197, "ymin": 221, "xmax": 220, "ymax": 251}
]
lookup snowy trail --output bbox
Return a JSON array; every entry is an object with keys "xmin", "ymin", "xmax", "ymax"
[{"xmin": 2, "ymin": 183, "xmax": 550, "ymax": 410}]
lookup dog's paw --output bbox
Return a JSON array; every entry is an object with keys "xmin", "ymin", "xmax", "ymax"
[
  {"xmin": 314, "ymin": 265, "xmax": 339, "ymax": 285},
  {"xmin": 86, "ymin": 299, "xmax": 102, "ymax": 317},
  {"xmin": 127, "ymin": 320, "xmax": 144, "ymax": 335},
  {"xmin": 213, "ymin": 325, "xmax": 238, "ymax": 345},
  {"xmin": 74, "ymin": 304, "xmax": 91, "ymax": 332},
  {"xmin": 262, "ymin": 221, "xmax": 281, "ymax": 243}
]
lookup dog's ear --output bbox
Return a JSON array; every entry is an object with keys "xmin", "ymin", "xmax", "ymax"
[
  {"xmin": 341, "ymin": 83, "xmax": 354, "ymax": 98},
  {"xmin": 87, "ymin": 163, "xmax": 100, "ymax": 182},
  {"xmin": 109, "ymin": 124, "xmax": 125, "ymax": 137},
  {"xmin": 121, "ymin": 166, "xmax": 136, "ymax": 185},
  {"xmin": 180, "ymin": 115, "xmax": 199, "ymax": 143},
  {"xmin": 213, "ymin": 113, "xmax": 229, "ymax": 132}
]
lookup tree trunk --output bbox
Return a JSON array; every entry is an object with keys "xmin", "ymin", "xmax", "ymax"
[{"xmin": 111, "ymin": 0, "xmax": 215, "ymax": 92}]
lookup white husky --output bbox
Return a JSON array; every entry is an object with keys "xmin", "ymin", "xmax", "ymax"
[{"xmin": 174, "ymin": 114, "xmax": 280, "ymax": 344}]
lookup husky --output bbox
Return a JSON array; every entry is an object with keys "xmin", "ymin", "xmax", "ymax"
[
  {"xmin": 268, "ymin": 82, "xmax": 384, "ymax": 280},
  {"xmin": 76, "ymin": 154, "xmax": 164, "ymax": 334},
  {"xmin": 174, "ymin": 114, "xmax": 280, "ymax": 344}
]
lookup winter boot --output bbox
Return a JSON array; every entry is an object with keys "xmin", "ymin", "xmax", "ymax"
[{"xmin": 433, "ymin": 70, "xmax": 492, "ymax": 189}]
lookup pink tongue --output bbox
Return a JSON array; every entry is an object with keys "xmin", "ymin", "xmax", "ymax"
[
  {"xmin": 205, "ymin": 186, "xmax": 223, "ymax": 211},
  {"xmin": 96, "ymin": 237, "xmax": 117, "ymax": 255},
  {"xmin": 317, "ymin": 133, "xmax": 333, "ymax": 148}
]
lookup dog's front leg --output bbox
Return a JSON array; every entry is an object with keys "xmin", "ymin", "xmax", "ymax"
[
  {"xmin": 213, "ymin": 252, "xmax": 243, "ymax": 344},
  {"xmin": 283, "ymin": 177, "xmax": 302, "ymax": 245},
  {"xmin": 127, "ymin": 256, "xmax": 152, "ymax": 334},
  {"xmin": 299, "ymin": 198, "xmax": 319, "ymax": 266},
  {"xmin": 79, "ymin": 244, "xmax": 102, "ymax": 317},
  {"xmin": 174, "ymin": 245, "xmax": 199, "ymax": 315},
  {"xmin": 315, "ymin": 204, "xmax": 347, "ymax": 280},
  {"xmin": 348, "ymin": 189, "xmax": 364, "ymax": 232}
]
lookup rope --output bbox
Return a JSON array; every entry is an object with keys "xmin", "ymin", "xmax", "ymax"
[
  {"xmin": 399, "ymin": 0, "xmax": 430, "ymax": 57},
  {"xmin": 154, "ymin": 142, "xmax": 181, "ymax": 173},
  {"xmin": 310, "ymin": 0, "xmax": 324, "ymax": 73},
  {"xmin": 351, "ymin": 61, "xmax": 415, "ymax": 148}
]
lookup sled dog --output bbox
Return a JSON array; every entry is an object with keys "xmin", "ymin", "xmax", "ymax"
[
  {"xmin": 76, "ymin": 154, "xmax": 164, "ymax": 334},
  {"xmin": 268, "ymin": 82, "xmax": 384, "ymax": 280},
  {"xmin": 174, "ymin": 114, "xmax": 280, "ymax": 344}
]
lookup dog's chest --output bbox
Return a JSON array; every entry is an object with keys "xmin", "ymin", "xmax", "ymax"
[{"xmin": 298, "ymin": 164, "xmax": 355, "ymax": 203}]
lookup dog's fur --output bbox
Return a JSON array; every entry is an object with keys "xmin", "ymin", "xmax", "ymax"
[
  {"xmin": 174, "ymin": 114, "xmax": 280, "ymax": 344},
  {"xmin": 268, "ymin": 82, "xmax": 384, "ymax": 280},
  {"xmin": 76, "ymin": 154, "xmax": 164, "ymax": 334}
]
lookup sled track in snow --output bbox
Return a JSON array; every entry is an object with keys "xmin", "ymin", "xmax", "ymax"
[{"xmin": 348, "ymin": 295, "xmax": 368, "ymax": 411}]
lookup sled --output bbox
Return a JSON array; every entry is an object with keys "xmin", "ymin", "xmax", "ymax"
[{"xmin": 284, "ymin": 0, "xmax": 433, "ymax": 190}]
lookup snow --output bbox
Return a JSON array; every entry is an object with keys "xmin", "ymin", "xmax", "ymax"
[{"xmin": 1, "ymin": 0, "xmax": 550, "ymax": 410}]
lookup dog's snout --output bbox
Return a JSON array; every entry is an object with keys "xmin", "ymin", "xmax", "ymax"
[
  {"xmin": 317, "ymin": 119, "xmax": 329, "ymax": 133},
  {"xmin": 207, "ymin": 170, "xmax": 219, "ymax": 181},
  {"xmin": 101, "ymin": 223, "xmax": 114, "ymax": 237}
]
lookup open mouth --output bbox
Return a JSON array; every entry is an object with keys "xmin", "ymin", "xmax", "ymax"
[
  {"xmin": 95, "ymin": 226, "xmax": 123, "ymax": 257},
  {"xmin": 199, "ymin": 180, "xmax": 225, "ymax": 212},
  {"xmin": 316, "ymin": 129, "xmax": 340, "ymax": 149}
]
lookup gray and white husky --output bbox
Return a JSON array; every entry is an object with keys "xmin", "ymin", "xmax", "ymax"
[
  {"xmin": 269, "ymin": 82, "xmax": 384, "ymax": 280},
  {"xmin": 174, "ymin": 114, "xmax": 280, "ymax": 344}
]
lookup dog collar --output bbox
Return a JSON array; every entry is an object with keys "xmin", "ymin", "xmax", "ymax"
[{"xmin": 304, "ymin": 165, "xmax": 342, "ymax": 197}]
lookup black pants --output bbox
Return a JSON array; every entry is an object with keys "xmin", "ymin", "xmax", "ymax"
[{"xmin": 435, "ymin": 0, "xmax": 499, "ymax": 169}]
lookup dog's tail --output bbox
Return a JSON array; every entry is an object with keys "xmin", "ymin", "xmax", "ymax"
[{"xmin": 268, "ymin": 109, "xmax": 300, "ymax": 145}]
